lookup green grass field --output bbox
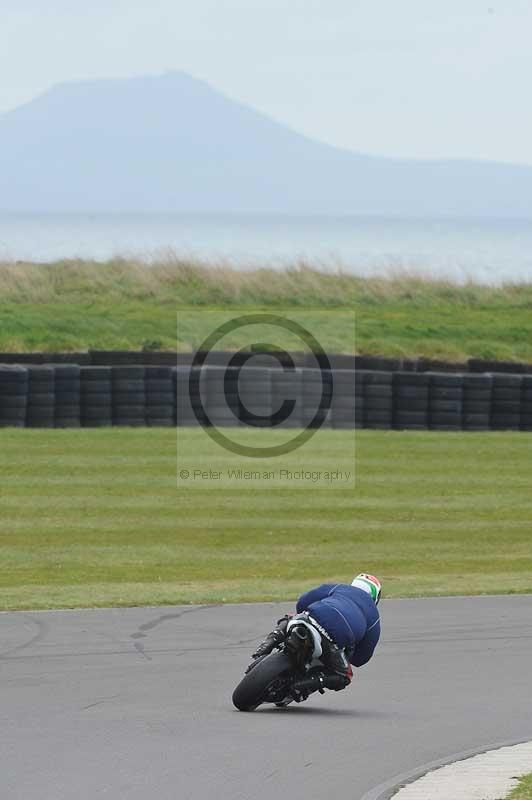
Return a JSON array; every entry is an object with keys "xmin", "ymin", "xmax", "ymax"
[
  {"xmin": 1, "ymin": 427, "xmax": 531, "ymax": 611},
  {"xmin": 1, "ymin": 257, "xmax": 532, "ymax": 360}
]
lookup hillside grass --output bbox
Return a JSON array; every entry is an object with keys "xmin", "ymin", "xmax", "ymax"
[
  {"xmin": 1, "ymin": 427, "xmax": 531, "ymax": 610},
  {"xmin": 1, "ymin": 257, "xmax": 532, "ymax": 359}
]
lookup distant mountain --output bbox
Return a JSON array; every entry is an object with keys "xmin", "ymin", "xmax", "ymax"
[{"xmin": 1, "ymin": 71, "xmax": 531, "ymax": 216}]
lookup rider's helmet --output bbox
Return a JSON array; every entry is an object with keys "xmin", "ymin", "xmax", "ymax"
[{"xmin": 351, "ymin": 573, "xmax": 382, "ymax": 605}]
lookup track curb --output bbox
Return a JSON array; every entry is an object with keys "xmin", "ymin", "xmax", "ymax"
[{"xmin": 359, "ymin": 737, "xmax": 532, "ymax": 800}]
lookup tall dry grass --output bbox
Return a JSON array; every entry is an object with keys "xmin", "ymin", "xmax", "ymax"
[{"xmin": 1, "ymin": 255, "xmax": 532, "ymax": 307}]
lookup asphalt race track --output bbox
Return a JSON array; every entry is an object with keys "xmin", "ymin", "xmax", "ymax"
[{"xmin": 2, "ymin": 596, "xmax": 532, "ymax": 800}]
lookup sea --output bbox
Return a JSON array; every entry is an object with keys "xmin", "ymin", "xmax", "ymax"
[{"xmin": 0, "ymin": 213, "xmax": 531, "ymax": 285}]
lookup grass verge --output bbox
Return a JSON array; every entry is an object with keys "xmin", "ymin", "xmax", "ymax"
[
  {"xmin": 1, "ymin": 257, "xmax": 532, "ymax": 359},
  {"xmin": 1, "ymin": 428, "xmax": 531, "ymax": 610},
  {"xmin": 507, "ymin": 774, "xmax": 532, "ymax": 799}
]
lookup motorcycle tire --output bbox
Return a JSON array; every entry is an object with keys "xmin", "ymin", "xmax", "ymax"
[{"xmin": 232, "ymin": 652, "xmax": 293, "ymax": 711}]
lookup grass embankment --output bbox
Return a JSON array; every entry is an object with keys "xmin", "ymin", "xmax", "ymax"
[
  {"xmin": 507, "ymin": 774, "xmax": 532, "ymax": 799},
  {"xmin": 1, "ymin": 257, "xmax": 532, "ymax": 359},
  {"xmin": 1, "ymin": 428, "xmax": 531, "ymax": 610}
]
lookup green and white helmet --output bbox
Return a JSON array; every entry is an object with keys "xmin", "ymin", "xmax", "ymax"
[{"xmin": 351, "ymin": 573, "xmax": 382, "ymax": 605}]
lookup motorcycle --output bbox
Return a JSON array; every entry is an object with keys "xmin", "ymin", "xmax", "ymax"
[{"xmin": 232, "ymin": 616, "xmax": 326, "ymax": 711}]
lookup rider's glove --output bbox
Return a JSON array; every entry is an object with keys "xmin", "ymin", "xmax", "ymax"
[
  {"xmin": 251, "ymin": 640, "xmax": 275, "ymax": 659},
  {"xmin": 252, "ymin": 615, "xmax": 292, "ymax": 659}
]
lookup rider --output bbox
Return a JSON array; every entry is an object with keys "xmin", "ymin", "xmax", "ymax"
[{"xmin": 252, "ymin": 574, "xmax": 381, "ymax": 698}]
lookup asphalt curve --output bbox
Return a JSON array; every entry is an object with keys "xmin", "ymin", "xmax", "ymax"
[{"xmin": 1, "ymin": 596, "xmax": 532, "ymax": 800}]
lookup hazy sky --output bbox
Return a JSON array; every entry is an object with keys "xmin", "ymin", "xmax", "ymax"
[{"xmin": 1, "ymin": 0, "xmax": 531, "ymax": 164}]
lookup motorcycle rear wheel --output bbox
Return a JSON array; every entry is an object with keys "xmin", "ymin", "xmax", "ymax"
[{"xmin": 232, "ymin": 652, "xmax": 293, "ymax": 711}]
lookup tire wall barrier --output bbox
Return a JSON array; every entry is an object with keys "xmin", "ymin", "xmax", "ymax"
[
  {"xmin": 4, "ymin": 350, "xmax": 532, "ymax": 374},
  {"xmin": 2, "ymin": 364, "xmax": 532, "ymax": 432}
]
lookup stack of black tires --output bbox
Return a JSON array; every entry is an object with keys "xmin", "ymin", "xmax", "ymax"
[
  {"xmin": 331, "ymin": 369, "xmax": 358, "ymax": 429},
  {"xmin": 145, "ymin": 367, "xmax": 175, "ymax": 426},
  {"xmin": 363, "ymin": 371, "xmax": 393, "ymax": 429},
  {"xmin": 0, "ymin": 366, "xmax": 28, "ymax": 428},
  {"xmin": 521, "ymin": 376, "xmax": 532, "ymax": 432},
  {"xmin": 491, "ymin": 374, "xmax": 522, "ymax": 431},
  {"xmin": 271, "ymin": 369, "xmax": 303, "ymax": 428},
  {"xmin": 26, "ymin": 366, "xmax": 55, "ymax": 428},
  {"xmin": 302, "ymin": 367, "xmax": 333, "ymax": 429},
  {"xmin": 428, "ymin": 373, "xmax": 463, "ymax": 431},
  {"xmin": 237, "ymin": 367, "xmax": 273, "ymax": 428},
  {"xmin": 462, "ymin": 374, "xmax": 492, "ymax": 431},
  {"xmin": 176, "ymin": 367, "xmax": 205, "ymax": 426},
  {"xmin": 81, "ymin": 367, "xmax": 113, "ymax": 427},
  {"xmin": 54, "ymin": 365, "xmax": 81, "ymax": 428},
  {"xmin": 393, "ymin": 372, "xmax": 429, "ymax": 430},
  {"xmin": 112, "ymin": 367, "xmax": 146, "ymax": 427},
  {"xmin": 204, "ymin": 366, "xmax": 239, "ymax": 427}
]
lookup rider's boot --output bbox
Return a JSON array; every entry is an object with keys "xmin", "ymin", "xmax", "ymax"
[
  {"xmin": 320, "ymin": 638, "xmax": 353, "ymax": 689},
  {"xmin": 291, "ymin": 672, "xmax": 327, "ymax": 698},
  {"xmin": 290, "ymin": 640, "xmax": 353, "ymax": 697},
  {"xmin": 291, "ymin": 669, "xmax": 350, "ymax": 695}
]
